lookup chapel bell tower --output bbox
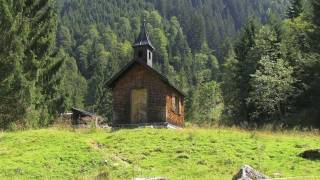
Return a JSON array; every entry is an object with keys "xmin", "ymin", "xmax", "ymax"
[{"xmin": 133, "ymin": 19, "xmax": 154, "ymax": 67}]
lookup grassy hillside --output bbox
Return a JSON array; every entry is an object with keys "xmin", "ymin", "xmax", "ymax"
[{"xmin": 0, "ymin": 128, "xmax": 319, "ymax": 179}]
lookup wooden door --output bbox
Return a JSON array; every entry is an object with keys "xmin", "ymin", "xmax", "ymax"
[{"xmin": 131, "ymin": 89, "xmax": 147, "ymax": 123}]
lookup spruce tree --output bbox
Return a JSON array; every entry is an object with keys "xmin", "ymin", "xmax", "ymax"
[
  {"xmin": 0, "ymin": 0, "xmax": 27, "ymax": 128},
  {"xmin": 287, "ymin": 0, "xmax": 303, "ymax": 19},
  {"xmin": 311, "ymin": 0, "xmax": 320, "ymax": 28},
  {"xmin": 233, "ymin": 19, "xmax": 260, "ymax": 121},
  {"xmin": 310, "ymin": 0, "xmax": 320, "ymax": 51},
  {"xmin": 0, "ymin": 0, "xmax": 31, "ymax": 128},
  {"xmin": 221, "ymin": 49, "xmax": 239, "ymax": 120},
  {"xmin": 0, "ymin": 0, "xmax": 60, "ymax": 129},
  {"xmin": 307, "ymin": 0, "xmax": 320, "ymax": 124}
]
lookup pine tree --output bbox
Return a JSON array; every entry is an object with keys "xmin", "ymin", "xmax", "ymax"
[
  {"xmin": 25, "ymin": 0, "xmax": 61, "ymax": 127},
  {"xmin": 55, "ymin": 49, "xmax": 87, "ymax": 113},
  {"xmin": 0, "ymin": 0, "xmax": 60, "ymax": 129},
  {"xmin": 311, "ymin": 0, "xmax": 320, "ymax": 27},
  {"xmin": 57, "ymin": 25, "xmax": 73, "ymax": 53},
  {"xmin": 87, "ymin": 60, "xmax": 112, "ymax": 120},
  {"xmin": 305, "ymin": 0, "xmax": 320, "ymax": 124},
  {"xmin": 310, "ymin": 0, "xmax": 320, "ymax": 51},
  {"xmin": 233, "ymin": 19, "xmax": 260, "ymax": 121},
  {"xmin": 287, "ymin": 0, "xmax": 303, "ymax": 19},
  {"xmin": 0, "ymin": 0, "xmax": 27, "ymax": 128},
  {"xmin": 221, "ymin": 49, "xmax": 240, "ymax": 120},
  {"xmin": 187, "ymin": 13, "xmax": 205, "ymax": 52}
]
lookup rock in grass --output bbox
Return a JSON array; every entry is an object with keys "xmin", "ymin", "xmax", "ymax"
[
  {"xmin": 232, "ymin": 165, "xmax": 269, "ymax": 180},
  {"xmin": 299, "ymin": 149, "xmax": 320, "ymax": 160},
  {"xmin": 176, "ymin": 153, "xmax": 189, "ymax": 159}
]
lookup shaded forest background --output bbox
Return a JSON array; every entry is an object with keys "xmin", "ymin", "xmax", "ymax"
[{"xmin": 1, "ymin": 0, "xmax": 319, "ymax": 130}]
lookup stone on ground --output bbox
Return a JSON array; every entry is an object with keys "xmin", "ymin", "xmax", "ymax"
[
  {"xmin": 232, "ymin": 165, "xmax": 269, "ymax": 180},
  {"xmin": 299, "ymin": 149, "xmax": 320, "ymax": 160}
]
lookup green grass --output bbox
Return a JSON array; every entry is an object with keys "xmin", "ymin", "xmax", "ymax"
[{"xmin": 0, "ymin": 128, "xmax": 319, "ymax": 179}]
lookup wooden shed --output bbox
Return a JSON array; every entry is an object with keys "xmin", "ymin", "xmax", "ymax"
[
  {"xmin": 106, "ymin": 20, "xmax": 185, "ymax": 127},
  {"xmin": 71, "ymin": 107, "xmax": 105, "ymax": 128}
]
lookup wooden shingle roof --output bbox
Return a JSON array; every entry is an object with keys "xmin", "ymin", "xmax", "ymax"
[
  {"xmin": 106, "ymin": 60, "xmax": 186, "ymax": 97},
  {"xmin": 133, "ymin": 19, "xmax": 155, "ymax": 50}
]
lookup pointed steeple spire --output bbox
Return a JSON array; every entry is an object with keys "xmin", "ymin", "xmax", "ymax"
[{"xmin": 133, "ymin": 19, "xmax": 154, "ymax": 50}]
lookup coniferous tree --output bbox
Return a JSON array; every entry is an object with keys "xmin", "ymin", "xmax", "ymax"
[
  {"xmin": 0, "ymin": 0, "xmax": 28, "ymax": 128},
  {"xmin": 287, "ymin": 0, "xmax": 303, "ymax": 19},
  {"xmin": 0, "ymin": 0, "xmax": 61, "ymax": 129},
  {"xmin": 221, "ymin": 49, "xmax": 239, "ymax": 120},
  {"xmin": 311, "ymin": 0, "xmax": 320, "ymax": 25},
  {"xmin": 310, "ymin": 0, "xmax": 320, "ymax": 50},
  {"xmin": 233, "ymin": 19, "xmax": 260, "ymax": 121},
  {"xmin": 56, "ymin": 49, "xmax": 87, "ymax": 113},
  {"xmin": 187, "ymin": 13, "xmax": 205, "ymax": 52},
  {"xmin": 305, "ymin": 0, "xmax": 320, "ymax": 124}
]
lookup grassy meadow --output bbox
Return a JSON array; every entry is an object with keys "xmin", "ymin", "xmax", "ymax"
[{"xmin": 0, "ymin": 127, "xmax": 319, "ymax": 179}]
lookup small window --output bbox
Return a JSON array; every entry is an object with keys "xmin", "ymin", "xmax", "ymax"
[
  {"xmin": 148, "ymin": 52, "xmax": 151, "ymax": 59},
  {"xmin": 138, "ymin": 50, "xmax": 143, "ymax": 58},
  {"xmin": 172, "ymin": 94, "xmax": 180, "ymax": 114}
]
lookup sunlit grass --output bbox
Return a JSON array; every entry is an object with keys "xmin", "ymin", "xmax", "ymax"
[{"xmin": 0, "ymin": 127, "xmax": 319, "ymax": 179}]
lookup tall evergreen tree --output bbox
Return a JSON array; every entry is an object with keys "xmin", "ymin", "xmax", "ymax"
[
  {"xmin": 0, "ymin": 0, "xmax": 27, "ymax": 128},
  {"xmin": 187, "ymin": 13, "xmax": 205, "ymax": 52},
  {"xmin": 55, "ymin": 49, "xmax": 87, "ymax": 113},
  {"xmin": 0, "ymin": 0, "xmax": 60, "ymax": 129},
  {"xmin": 311, "ymin": 0, "xmax": 320, "ymax": 27},
  {"xmin": 221, "ymin": 49, "xmax": 239, "ymax": 120},
  {"xmin": 305, "ymin": 0, "xmax": 320, "ymax": 125},
  {"xmin": 233, "ymin": 19, "xmax": 260, "ymax": 121},
  {"xmin": 287, "ymin": 0, "xmax": 303, "ymax": 19},
  {"xmin": 310, "ymin": 0, "xmax": 320, "ymax": 50}
]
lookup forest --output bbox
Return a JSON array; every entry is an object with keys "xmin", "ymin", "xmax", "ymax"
[{"xmin": 0, "ymin": 0, "xmax": 319, "ymax": 130}]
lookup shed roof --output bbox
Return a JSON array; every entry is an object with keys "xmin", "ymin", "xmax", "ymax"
[
  {"xmin": 71, "ymin": 107, "xmax": 94, "ymax": 117},
  {"xmin": 106, "ymin": 60, "xmax": 186, "ymax": 97}
]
